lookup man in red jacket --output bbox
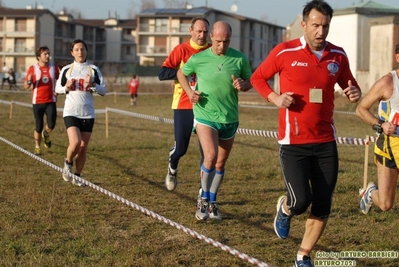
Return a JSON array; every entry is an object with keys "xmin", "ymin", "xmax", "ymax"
[{"xmin": 250, "ymin": 1, "xmax": 361, "ymax": 266}]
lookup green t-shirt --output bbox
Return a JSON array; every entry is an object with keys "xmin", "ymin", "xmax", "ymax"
[{"xmin": 182, "ymin": 47, "xmax": 252, "ymax": 123}]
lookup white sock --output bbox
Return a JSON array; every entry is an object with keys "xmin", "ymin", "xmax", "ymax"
[
  {"xmin": 297, "ymin": 254, "xmax": 304, "ymax": 261},
  {"xmin": 281, "ymin": 202, "xmax": 290, "ymax": 216}
]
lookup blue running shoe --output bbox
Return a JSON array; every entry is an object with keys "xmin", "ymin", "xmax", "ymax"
[
  {"xmin": 294, "ymin": 255, "xmax": 313, "ymax": 267},
  {"xmin": 274, "ymin": 195, "xmax": 291, "ymax": 239},
  {"xmin": 360, "ymin": 182, "xmax": 377, "ymax": 214}
]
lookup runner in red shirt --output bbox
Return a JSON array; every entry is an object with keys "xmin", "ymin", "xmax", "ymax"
[
  {"xmin": 251, "ymin": 1, "xmax": 361, "ymax": 266},
  {"xmin": 129, "ymin": 74, "xmax": 140, "ymax": 105},
  {"xmin": 24, "ymin": 46, "xmax": 60, "ymax": 155}
]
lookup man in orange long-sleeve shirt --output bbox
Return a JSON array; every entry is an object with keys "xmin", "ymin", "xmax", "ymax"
[{"xmin": 158, "ymin": 17, "xmax": 211, "ymax": 191}]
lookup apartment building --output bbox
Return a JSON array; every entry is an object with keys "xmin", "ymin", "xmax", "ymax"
[
  {"xmin": 136, "ymin": 6, "xmax": 285, "ymax": 70},
  {"xmin": 0, "ymin": 5, "xmax": 284, "ymax": 81},
  {"xmin": 0, "ymin": 6, "xmax": 138, "ymax": 79},
  {"xmin": 286, "ymin": 0, "xmax": 399, "ymax": 93}
]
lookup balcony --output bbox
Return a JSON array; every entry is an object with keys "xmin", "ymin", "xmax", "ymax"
[
  {"xmin": 0, "ymin": 45, "xmax": 35, "ymax": 56},
  {"xmin": 0, "ymin": 25, "xmax": 36, "ymax": 37},
  {"xmin": 122, "ymin": 34, "xmax": 136, "ymax": 42},
  {"xmin": 138, "ymin": 45, "xmax": 167, "ymax": 56},
  {"xmin": 139, "ymin": 23, "xmax": 191, "ymax": 35}
]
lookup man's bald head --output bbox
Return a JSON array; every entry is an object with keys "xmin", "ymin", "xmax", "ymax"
[
  {"xmin": 211, "ymin": 21, "xmax": 232, "ymax": 35},
  {"xmin": 210, "ymin": 21, "xmax": 232, "ymax": 56}
]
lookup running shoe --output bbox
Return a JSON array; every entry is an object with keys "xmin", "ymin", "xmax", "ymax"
[
  {"xmin": 62, "ymin": 159, "xmax": 72, "ymax": 182},
  {"xmin": 360, "ymin": 182, "xmax": 377, "ymax": 214},
  {"xmin": 72, "ymin": 174, "xmax": 86, "ymax": 187},
  {"xmin": 195, "ymin": 198, "xmax": 209, "ymax": 221},
  {"xmin": 209, "ymin": 202, "xmax": 222, "ymax": 220},
  {"xmin": 34, "ymin": 147, "xmax": 41, "ymax": 155},
  {"xmin": 165, "ymin": 164, "xmax": 177, "ymax": 191},
  {"xmin": 42, "ymin": 130, "xmax": 51, "ymax": 148},
  {"xmin": 294, "ymin": 256, "xmax": 313, "ymax": 267},
  {"xmin": 197, "ymin": 188, "xmax": 202, "ymax": 205},
  {"xmin": 274, "ymin": 195, "xmax": 292, "ymax": 239}
]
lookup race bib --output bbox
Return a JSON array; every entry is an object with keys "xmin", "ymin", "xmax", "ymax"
[
  {"xmin": 309, "ymin": 88, "xmax": 323, "ymax": 103},
  {"xmin": 389, "ymin": 109, "xmax": 399, "ymax": 125}
]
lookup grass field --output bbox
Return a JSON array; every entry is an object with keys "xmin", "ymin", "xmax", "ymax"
[{"xmin": 0, "ymin": 86, "xmax": 397, "ymax": 267}]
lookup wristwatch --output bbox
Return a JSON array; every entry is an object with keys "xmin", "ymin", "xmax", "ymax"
[
  {"xmin": 27, "ymin": 80, "xmax": 32, "ymax": 85},
  {"xmin": 372, "ymin": 119, "xmax": 385, "ymax": 134}
]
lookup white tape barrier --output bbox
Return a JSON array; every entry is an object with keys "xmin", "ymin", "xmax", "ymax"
[
  {"xmin": 0, "ymin": 99, "xmax": 375, "ymax": 146},
  {"xmin": 0, "ymin": 136, "xmax": 273, "ymax": 267},
  {"xmin": 105, "ymin": 108, "xmax": 375, "ymax": 146}
]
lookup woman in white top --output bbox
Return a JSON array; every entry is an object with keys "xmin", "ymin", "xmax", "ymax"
[{"xmin": 55, "ymin": 39, "xmax": 106, "ymax": 186}]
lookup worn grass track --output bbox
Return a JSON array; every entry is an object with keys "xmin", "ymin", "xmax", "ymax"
[{"xmin": 0, "ymin": 87, "xmax": 397, "ymax": 267}]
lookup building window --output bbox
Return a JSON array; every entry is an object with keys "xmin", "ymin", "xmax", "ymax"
[
  {"xmin": 260, "ymin": 43, "xmax": 262, "ymax": 59},
  {"xmin": 15, "ymin": 19, "xmax": 27, "ymax": 32},
  {"xmin": 69, "ymin": 24, "xmax": 75, "ymax": 38},
  {"xmin": 126, "ymin": 46, "xmax": 131, "ymax": 55},
  {"xmin": 56, "ymin": 22, "xmax": 63, "ymax": 37},
  {"xmin": 95, "ymin": 44, "xmax": 105, "ymax": 60},
  {"xmin": 54, "ymin": 39, "xmax": 62, "ymax": 55},
  {"xmin": 155, "ymin": 18, "xmax": 167, "ymax": 32},
  {"xmin": 15, "ymin": 38, "xmax": 26, "ymax": 52}
]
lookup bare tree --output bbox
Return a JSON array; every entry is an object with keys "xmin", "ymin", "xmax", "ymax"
[
  {"xmin": 127, "ymin": 0, "xmax": 138, "ymax": 18},
  {"xmin": 141, "ymin": 0, "xmax": 156, "ymax": 10},
  {"xmin": 61, "ymin": 7, "xmax": 84, "ymax": 19},
  {"xmin": 163, "ymin": 0, "xmax": 187, "ymax": 8},
  {"xmin": 259, "ymin": 14, "xmax": 269, "ymax": 22}
]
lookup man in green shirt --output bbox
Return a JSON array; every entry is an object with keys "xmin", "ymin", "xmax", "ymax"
[{"xmin": 177, "ymin": 21, "xmax": 252, "ymax": 221}]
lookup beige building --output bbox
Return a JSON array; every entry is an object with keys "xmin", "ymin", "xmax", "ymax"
[
  {"xmin": 0, "ymin": 6, "xmax": 138, "ymax": 80},
  {"xmin": 136, "ymin": 6, "xmax": 285, "ymax": 70},
  {"xmin": 1, "ymin": 5, "xmax": 284, "ymax": 82},
  {"xmin": 286, "ymin": 1, "xmax": 399, "ymax": 93}
]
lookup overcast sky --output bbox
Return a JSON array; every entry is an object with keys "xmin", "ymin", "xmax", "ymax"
[{"xmin": 5, "ymin": 0, "xmax": 399, "ymax": 27}]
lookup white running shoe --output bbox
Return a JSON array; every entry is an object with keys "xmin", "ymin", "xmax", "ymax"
[
  {"xmin": 360, "ymin": 182, "xmax": 377, "ymax": 214},
  {"xmin": 165, "ymin": 164, "xmax": 177, "ymax": 191},
  {"xmin": 209, "ymin": 202, "xmax": 222, "ymax": 220},
  {"xmin": 62, "ymin": 160, "xmax": 72, "ymax": 182},
  {"xmin": 195, "ymin": 198, "xmax": 209, "ymax": 221},
  {"xmin": 72, "ymin": 176, "xmax": 86, "ymax": 187},
  {"xmin": 197, "ymin": 188, "xmax": 202, "ymax": 206}
]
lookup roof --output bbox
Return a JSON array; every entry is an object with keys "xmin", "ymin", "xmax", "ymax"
[
  {"xmin": 0, "ymin": 7, "xmax": 53, "ymax": 17},
  {"xmin": 335, "ymin": 0, "xmax": 399, "ymax": 16},
  {"xmin": 139, "ymin": 7, "xmax": 212, "ymax": 16},
  {"xmin": 138, "ymin": 6, "xmax": 285, "ymax": 29},
  {"xmin": 74, "ymin": 19, "xmax": 105, "ymax": 27},
  {"xmin": 75, "ymin": 18, "xmax": 137, "ymax": 28}
]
